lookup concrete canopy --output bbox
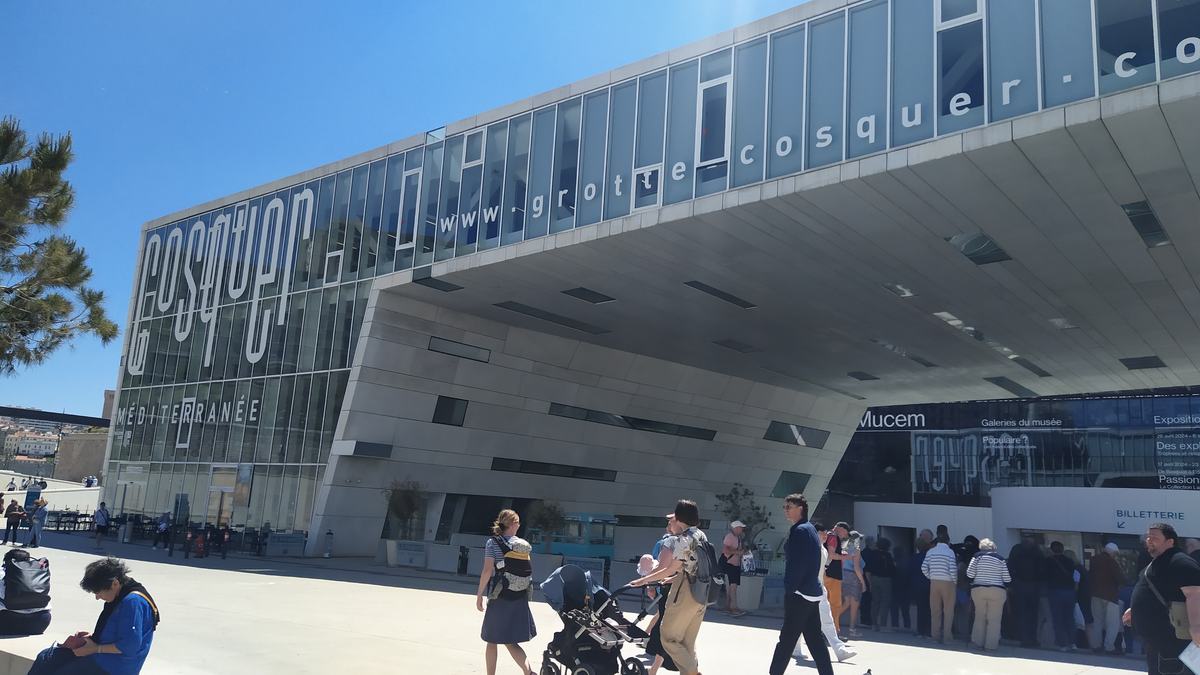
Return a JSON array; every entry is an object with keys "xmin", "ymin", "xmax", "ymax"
[{"xmin": 380, "ymin": 74, "xmax": 1200, "ymax": 408}]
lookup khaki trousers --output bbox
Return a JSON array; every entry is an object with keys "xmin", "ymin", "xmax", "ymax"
[
  {"xmin": 661, "ymin": 578, "xmax": 707, "ymax": 674},
  {"xmin": 970, "ymin": 586, "xmax": 1006, "ymax": 650},
  {"xmin": 929, "ymin": 580, "xmax": 956, "ymax": 642},
  {"xmin": 824, "ymin": 577, "xmax": 843, "ymax": 630}
]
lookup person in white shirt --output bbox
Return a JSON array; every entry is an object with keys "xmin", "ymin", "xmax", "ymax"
[
  {"xmin": 794, "ymin": 522, "xmax": 856, "ymax": 663},
  {"xmin": 922, "ymin": 534, "xmax": 958, "ymax": 644}
]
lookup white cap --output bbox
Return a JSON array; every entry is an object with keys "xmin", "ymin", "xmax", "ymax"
[
  {"xmin": 730, "ymin": 520, "xmax": 746, "ymax": 530},
  {"xmin": 1104, "ymin": 543, "xmax": 1119, "ymax": 553}
]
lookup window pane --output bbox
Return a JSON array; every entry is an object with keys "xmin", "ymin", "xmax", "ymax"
[
  {"xmin": 330, "ymin": 282, "xmax": 355, "ymax": 369},
  {"xmin": 525, "ymin": 108, "xmax": 556, "ymax": 239},
  {"xmin": 435, "ymin": 135, "xmax": 464, "ymax": 261},
  {"xmin": 378, "ymin": 155, "xmax": 403, "ymax": 272},
  {"xmin": 731, "ymin": 39, "xmax": 767, "ymax": 187},
  {"xmin": 396, "ymin": 158, "xmax": 421, "ymax": 270},
  {"xmin": 605, "ymin": 81, "xmax": 637, "ymax": 220},
  {"xmin": 415, "ymin": 142, "xmax": 443, "ymax": 267},
  {"xmin": 768, "ymin": 26, "xmax": 806, "ymax": 178},
  {"xmin": 456, "ymin": 163, "xmax": 483, "ymax": 256},
  {"xmin": 635, "ymin": 71, "xmax": 667, "ymax": 169},
  {"xmin": 479, "ymin": 122, "xmax": 507, "ymax": 249},
  {"xmin": 1097, "ymin": 0, "xmax": 1156, "ymax": 94},
  {"xmin": 465, "ymin": 131, "xmax": 483, "ymax": 164},
  {"xmin": 551, "ymin": 97, "xmax": 582, "ymax": 233},
  {"xmin": 846, "ymin": 1, "xmax": 888, "ymax": 159},
  {"xmin": 938, "ymin": 21, "xmax": 985, "ymax": 134},
  {"xmin": 577, "ymin": 91, "xmax": 609, "ymax": 225},
  {"xmin": 359, "ymin": 158, "xmax": 386, "ymax": 278},
  {"xmin": 634, "ymin": 167, "xmax": 661, "ymax": 208},
  {"xmin": 1160, "ymin": 0, "xmax": 1200, "ymax": 78},
  {"xmin": 987, "ymin": 0, "xmax": 1039, "ymax": 121},
  {"xmin": 665, "ymin": 61, "xmax": 698, "ymax": 204},
  {"xmin": 501, "ymin": 114, "xmax": 531, "ymax": 246},
  {"xmin": 308, "ymin": 176, "xmax": 335, "ymax": 291},
  {"xmin": 699, "ymin": 82, "xmax": 728, "ymax": 164},
  {"xmin": 342, "ymin": 164, "xmax": 368, "ymax": 281},
  {"xmin": 892, "ymin": 0, "xmax": 935, "ymax": 145},
  {"xmin": 327, "ymin": 171, "xmax": 352, "ymax": 281},
  {"xmin": 701, "ymin": 48, "xmax": 732, "ymax": 82},
  {"xmin": 1041, "ymin": 0, "xmax": 1096, "ymax": 106},
  {"xmin": 806, "ymin": 12, "xmax": 846, "ymax": 168},
  {"xmin": 940, "ymin": 0, "xmax": 978, "ymax": 22}
]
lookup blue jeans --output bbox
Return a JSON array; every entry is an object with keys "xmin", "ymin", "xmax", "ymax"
[
  {"xmin": 1046, "ymin": 588, "xmax": 1076, "ymax": 648},
  {"xmin": 27, "ymin": 647, "xmax": 107, "ymax": 675},
  {"xmin": 26, "ymin": 520, "xmax": 44, "ymax": 547}
]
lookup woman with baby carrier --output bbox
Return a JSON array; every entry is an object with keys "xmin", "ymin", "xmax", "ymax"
[{"xmin": 476, "ymin": 509, "xmax": 537, "ymax": 675}]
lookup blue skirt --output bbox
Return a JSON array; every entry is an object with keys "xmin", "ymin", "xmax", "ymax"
[{"xmin": 481, "ymin": 595, "xmax": 537, "ymax": 644}]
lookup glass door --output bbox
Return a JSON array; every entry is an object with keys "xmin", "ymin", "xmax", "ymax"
[{"xmin": 204, "ymin": 465, "xmax": 237, "ymax": 528}]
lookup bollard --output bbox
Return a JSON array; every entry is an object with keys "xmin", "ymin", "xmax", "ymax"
[
  {"xmin": 222, "ymin": 530, "xmax": 230, "ymax": 559},
  {"xmin": 183, "ymin": 530, "xmax": 192, "ymax": 559},
  {"xmin": 324, "ymin": 529, "xmax": 333, "ymax": 558}
]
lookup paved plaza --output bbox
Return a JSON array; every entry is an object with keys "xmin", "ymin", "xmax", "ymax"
[{"xmin": 0, "ymin": 532, "xmax": 1142, "ymax": 674}]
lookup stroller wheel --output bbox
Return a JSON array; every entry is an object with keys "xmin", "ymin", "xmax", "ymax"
[
  {"xmin": 571, "ymin": 666, "xmax": 596, "ymax": 675},
  {"xmin": 621, "ymin": 658, "xmax": 647, "ymax": 675},
  {"xmin": 538, "ymin": 664, "xmax": 560, "ymax": 675}
]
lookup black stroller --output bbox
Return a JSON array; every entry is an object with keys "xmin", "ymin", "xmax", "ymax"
[{"xmin": 538, "ymin": 565, "xmax": 656, "ymax": 675}]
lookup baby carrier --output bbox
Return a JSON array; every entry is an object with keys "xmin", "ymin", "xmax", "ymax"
[{"xmin": 489, "ymin": 535, "xmax": 534, "ymax": 600}]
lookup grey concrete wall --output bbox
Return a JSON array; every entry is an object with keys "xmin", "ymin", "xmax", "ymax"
[
  {"xmin": 54, "ymin": 432, "xmax": 107, "ymax": 483},
  {"xmin": 307, "ymin": 289, "xmax": 866, "ymax": 556}
]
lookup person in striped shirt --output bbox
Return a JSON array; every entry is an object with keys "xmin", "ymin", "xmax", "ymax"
[
  {"xmin": 966, "ymin": 539, "xmax": 1012, "ymax": 651},
  {"xmin": 921, "ymin": 534, "xmax": 958, "ymax": 644}
]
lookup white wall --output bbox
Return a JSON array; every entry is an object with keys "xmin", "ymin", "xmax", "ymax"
[
  {"xmin": 855, "ymin": 486, "xmax": 1196, "ymax": 558},
  {"xmin": 854, "ymin": 501, "xmax": 993, "ymax": 545}
]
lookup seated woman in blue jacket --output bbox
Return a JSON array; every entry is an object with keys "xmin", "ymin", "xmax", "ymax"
[{"xmin": 28, "ymin": 557, "xmax": 159, "ymax": 675}]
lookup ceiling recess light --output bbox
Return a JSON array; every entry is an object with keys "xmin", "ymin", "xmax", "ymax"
[
  {"xmin": 1120, "ymin": 355, "xmax": 1166, "ymax": 370},
  {"xmin": 870, "ymin": 338, "xmax": 939, "ymax": 367},
  {"xmin": 1049, "ymin": 317, "xmax": 1078, "ymax": 330},
  {"xmin": 883, "ymin": 283, "xmax": 916, "ymax": 298},
  {"xmin": 847, "ymin": 371, "xmax": 880, "ymax": 381},
  {"xmin": 1121, "ymin": 200, "xmax": 1170, "ymax": 248},
  {"xmin": 712, "ymin": 338, "xmax": 760, "ymax": 354},
  {"xmin": 562, "ymin": 287, "xmax": 616, "ymax": 304},
  {"xmin": 947, "ymin": 232, "xmax": 1011, "ymax": 265},
  {"xmin": 984, "ymin": 376, "xmax": 1038, "ymax": 398},
  {"xmin": 684, "ymin": 281, "xmax": 757, "ymax": 309},
  {"xmin": 494, "ymin": 301, "xmax": 609, "ymax": 335},
  {"xmin": 933, "ymin": 310, "xmax": 1052, "ymax": 377}
]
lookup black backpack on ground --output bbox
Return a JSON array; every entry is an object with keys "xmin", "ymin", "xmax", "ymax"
[{"xmin": 4, "ymin": 551, "xmax": 50, "ymax": 611}]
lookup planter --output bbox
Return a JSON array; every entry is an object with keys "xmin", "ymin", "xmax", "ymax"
[
  {"xmin": 384, "ymin": 540, "xmax": 427, "ymax": 567},
  {"xmin": 736, "ymin": 574, "xmax": 766, "ymax": 612}
]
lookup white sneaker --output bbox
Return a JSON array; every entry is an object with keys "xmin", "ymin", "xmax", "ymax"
[{"xmin": 835, "ymin": 647, "xmax": 856, "ymax": 662}]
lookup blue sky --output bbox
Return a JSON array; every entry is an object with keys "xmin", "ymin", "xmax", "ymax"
[{"xmin": 4, "ymin": 0, "xmax": 802, "ymax": 417}]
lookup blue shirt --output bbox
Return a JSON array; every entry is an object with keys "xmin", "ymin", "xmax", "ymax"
[
  {"xmin": 651, "ymin": 534, "xmax": 670, "ymax": 561},
  {"xmin": 783, "ymin": 521, "xmax": 823, "ymax": 597},
  {"xmin": 91, "ymin": 593, "xmax": 155, "ymax": 675}
]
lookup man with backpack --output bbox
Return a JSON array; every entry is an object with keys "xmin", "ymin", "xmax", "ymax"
[
  {"xmin": 630, "ymin": 499, "xmax": 717, "ymax": 675},
  {"xmin": 0, "ymin": 548, "xmax": 51, "ymax": 636}
]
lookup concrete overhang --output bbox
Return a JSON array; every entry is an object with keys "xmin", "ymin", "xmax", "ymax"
[{"xmin": 378, "ymin": 74, "xmax": 1200, "ymax": 406}]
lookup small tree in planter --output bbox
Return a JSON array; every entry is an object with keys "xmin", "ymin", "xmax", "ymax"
[
  {"xmin": 714, "ymin": 483, "xmax": 772, "ymax": 569},
  {"xmin": 525, "ymin": 500, "xmax": 567, "ymax": 553},
  {"xmin": 383, "ymin": 479, "xmax": 425, "ymax": 541}
]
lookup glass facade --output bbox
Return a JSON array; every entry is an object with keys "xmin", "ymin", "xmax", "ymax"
[
  {"xmin": 830, "ymin": 394, "xmax": 1200, "ymax": 509},
  {"xmin": 112, "ymin": 0, "xmax": 1200, "ymax": 535}
]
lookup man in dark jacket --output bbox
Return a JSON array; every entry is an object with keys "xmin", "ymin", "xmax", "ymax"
[
  {"xmin": 1044, "ymin": 541, "xmax": 1078, "ymax": 651},
  {"xmin": 1089, "ymin": 543, "xmax": 1124, "ymax": 654},
  {"xmin": 769, "ymin": 493, "xmax": 832, "ymax": 675},
  {"xmin": 1007, "ymin": 535, "xmax": 1044, "ymax": 647}
]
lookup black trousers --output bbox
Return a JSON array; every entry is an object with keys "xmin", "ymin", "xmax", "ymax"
[
  {"xmin": 1011, "ymin": 580, "xmax": 1040, "ymax": 646},
  {"xmin": 1146, "ymin": 640, "xmax": 1190, "ymax": 675},
  {"xmin": 3, "ymin": 520, "xmax": 20, "ymax": 543},
  {"xmin": 0, "ymin": 609, "xmax": 51, "ymax": 636},
  {"xmin": 770, "ymin": 592, "xmax": 833, "ymax": 675}
]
